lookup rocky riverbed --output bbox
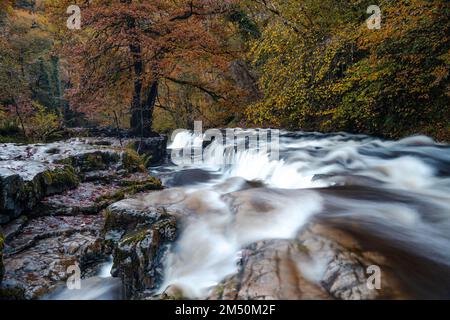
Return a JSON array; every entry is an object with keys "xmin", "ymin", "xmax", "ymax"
[
  {"xmin": 0, "ymin": 136, "xmax": 165, "ymax": 299},
  {"xmin": 1, "ymin": 130, "xmax": 449, "ymax": 300},
  {"xmin": 102, "ymin": 186, "xmax": 408, "ymax": 300}
]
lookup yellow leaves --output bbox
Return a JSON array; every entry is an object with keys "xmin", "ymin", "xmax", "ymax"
[
  {"xmin": 241, "ymin": 0, "xmax": 448, "ymax": 138},
  {"xmin": 432, "ymin": 65, "xmax": 449, "ymax": 87}
]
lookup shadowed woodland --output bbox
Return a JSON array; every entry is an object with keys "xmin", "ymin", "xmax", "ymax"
[{"xmin": 0, "ymin": 0, "xmax": 449, "ymax": 141}]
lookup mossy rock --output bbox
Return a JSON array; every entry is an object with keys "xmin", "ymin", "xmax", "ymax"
[
  {"xmin": 112, "ymin": 218, "xmax": 177, "ymax": 298},
  {"xmin": 70, "ymin": 152, "xmax": 111, "ymax": 172},
  {"xmin": 56, "ymin": 157, "xmax": 74, "ymax": 166},
  {"xmin": 57, "ymin": 151, "xmax": 121, "ymax": 173},
  {"xmin": 121, "ymin": 227, "xmax": 153, "ymax": 246},
  {"xmin": 160, "ymin": 285, "xmax": 185, "ymax": 300},
  {"xmin": 95, "ymin": 177, "xmax": 163, "ymax": 205},
  {"xmin": 85, "ymin": 153, "xmax": 108, "ymax": 170},
  {"xmin": 95, "ymin": 190, "xmax": 126, "ymax": 205},
  {"xmin": 118, "ymin": 176, "xmax": 162, "ymax": 189},
  {"xmin": 103, "ymin": 209, "xmax": 114, "ymax": 232},
  {"xmin": 40, "ymin": 165, "xmax": 80, "ymax": 196},
  {"xmin": 122, "ymin": 149, "xmax": 150, "ymax": 173}
]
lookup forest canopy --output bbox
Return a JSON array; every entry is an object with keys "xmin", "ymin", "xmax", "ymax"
[{"xmin": 0, "ymin": 0, "xmax": 448, "ymax": 141}]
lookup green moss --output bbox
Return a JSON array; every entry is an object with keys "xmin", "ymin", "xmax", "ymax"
[
  {"xmin": 102, "ymin": 209, "xmax": 114, "ymax": 231},
  {"xmin": 121, "ymin": 228, "xmax": 152, "ymax": 246},
  {"xmin": 122, "ymin": 148, "xmax": 151, "ymax": 173},
  {"xmin": 161, "ymin": 294, "xmax": 184, "ymax": 300},
  {"xmin": 122, "ymin": 179, "xmax": 162, "ymax": 194},
  {"xmin": 160, "ymin": 286, "xmax": 185, "ymax": 300},
  {"xmin": 95, "ymin": 190, "xmax": 126, "ymax": 204},
  {"xmin": 95, "ymin": 177, "xmax": 162, "ymax": 204},
  {"xmin": 101, "ymin": 209, "xmax": 119, "ymax": 251},
  {"xmin": 295, "ymin": 241, "xmax": 310, "ymax": 255},
  {"xmin": 22, "ymin": 182, "xmax": 36, "ymax": 199},
  {"xmin": 215, "ymin": 283, "xmax": 225, "ymax": 298},
  {"xmin": 42, "ymin": 166, "xmax": 80, "ymax": 189},
  {"xmin": 119, "ymin": 176, "xmax": 162, "ymax": 188},
  {"xmin": 0, "ymin": 135, "xmax": 30, "ymax": 144},
  {"xmin": 85, "ymin": 153, "xmax": 107, "ymax": 170},
  {"xmin": 56, "ymin": 157, "xmax": 74, "ymax": 166}
]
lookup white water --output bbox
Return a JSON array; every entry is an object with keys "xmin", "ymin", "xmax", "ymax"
[
  {"xmin": 165, "ymin": 130, "xmax": 449, "ymax": 192},
  {"xmin": 158, "ymin": 188, "xmax": 323, "ymax": 297},
  {"xmin": 48, "ymin": 130, "xmax": 450, "ymax": 299},
  {"xmin": 155, "ymin": 130, "xmax": 450, "ymax": 298},
  {"xmin": 43, "ymin": 259, "xmax": 121, "ymax": 300}
]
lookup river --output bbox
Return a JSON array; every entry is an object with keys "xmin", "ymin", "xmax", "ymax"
[{"xmin": 50, "ymin": 129, "xmax": 450, "ymax": 299}]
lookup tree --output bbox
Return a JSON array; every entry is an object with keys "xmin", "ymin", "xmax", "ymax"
[
  {"xmin": 243, "ymin": 0, "xmax": 449, "ymax": 140},
  {"xmin": 47, "ymin": 0, "xmax": 241, "ymax": 135},
  {"xmin": 0, "ymin": 2, "xmax": 66, "ymax": 141}
]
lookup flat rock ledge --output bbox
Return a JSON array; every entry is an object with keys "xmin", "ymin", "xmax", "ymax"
[
  {"xmin": 0, "ymin": 137, "xmax": 165, "ymax": 299},
  {"xmin": 0, "ymin": 136, "xmax": 166, "ymax": 224}
]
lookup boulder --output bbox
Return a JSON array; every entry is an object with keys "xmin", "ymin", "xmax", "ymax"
[
  {"xmin": 111, "ymin": 218, "xmax": 177, "ymax": 299},
  {"xmin": 104, "ymin": 195, "xmax": 178, "ymax": 299},
  {"xmin": 209, "ymin": 240, "xmax": 330, "ymax": 300},
  {"xmin": 208, "ymin": 223, "xmax": 407, "ymax": 300},
  {"xmin": 129, "ymin": 136, "xmax": 167, "ymax": 166},
  {"xmin": 0, "ymin": 170, "xmax": 163, "ymax": 299},
  {"xmin": 0, "ymin": 163, "xmax": 80, "ymax": 224},
  {"xmin": 0, "ymin": 136, "xmax": 167, "ymax": 299}
]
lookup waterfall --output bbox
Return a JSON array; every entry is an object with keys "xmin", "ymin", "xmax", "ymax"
[{"xmin": 151, "ymin": 130, "xmax": 450, "ymax": 298}]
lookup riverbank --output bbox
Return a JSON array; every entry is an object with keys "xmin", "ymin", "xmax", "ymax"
[{"xmin": 0, "ymin": 135, "xmax": 165, "ymax": 299}]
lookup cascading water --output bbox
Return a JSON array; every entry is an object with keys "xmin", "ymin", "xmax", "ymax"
[
  {"xmin": 43, "ymin": 258, "xmax": 122, "ymax": 300},
  {"xmin": 152, "ymin": 129, "xmax": 450, "ymax": 299},
  {"xmin": 49, "ymin": 130, "xmax": 450, "ymax": 299}
]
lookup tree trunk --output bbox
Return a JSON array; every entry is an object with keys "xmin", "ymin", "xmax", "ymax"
[
  {"xmin": 125, "ymin": 1, "xmax": 145, "ymax": 136},
  {"xmin": 125, "ymin": 0, "xmax": 156, "ymax": 137},
  {"xmin": 141, "ymin": 80, "xmax": 158, "ymax": 136},
  {"xmin": 129, "ymin": 42, "xmax": 144, "ymax": 136}
]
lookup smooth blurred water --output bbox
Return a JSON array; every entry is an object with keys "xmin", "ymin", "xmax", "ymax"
[
  {"xmin": 43, "ymin": 259, "xmax": 122, "ymax": 300},
  {"xmin": 152, "ymin": 130, "xmax": 450, "ymax": 299},
  {"xmin": 48, "ymin": 130, "xmax": 450, "ymax": 299}
]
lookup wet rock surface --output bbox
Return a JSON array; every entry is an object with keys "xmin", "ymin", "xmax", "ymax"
[
  {"xmin": 103, "ymin": 194, "xmax": 178, "ymax": 299},
  {"xmin": 209, "ymin": 239, "xmax": 331, "ymax": 300},
  {"xmin": 35, "ymin": 183, "xmax": 122, "ymax": 216},
  {"xmin": 0, "ymin": 136, "xmax": 166, "ymax": 300},
  {"xmin": 0, "ymin": 136, "xmax": 166, "ymax": 223},
  {"xmin": 1, "ymin": 215, "xmax": 104, "ymax": 299},
  {"xmin": 0, "ymin": 176, "xmax": 163, "ymax": 299},
  {"xmin": 208, "ymin": 224, "xmax": 406, "ymax": 300},
  {"xmin": 0, "ymin": 163, "xmax": 80, "ymax": 223}
]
